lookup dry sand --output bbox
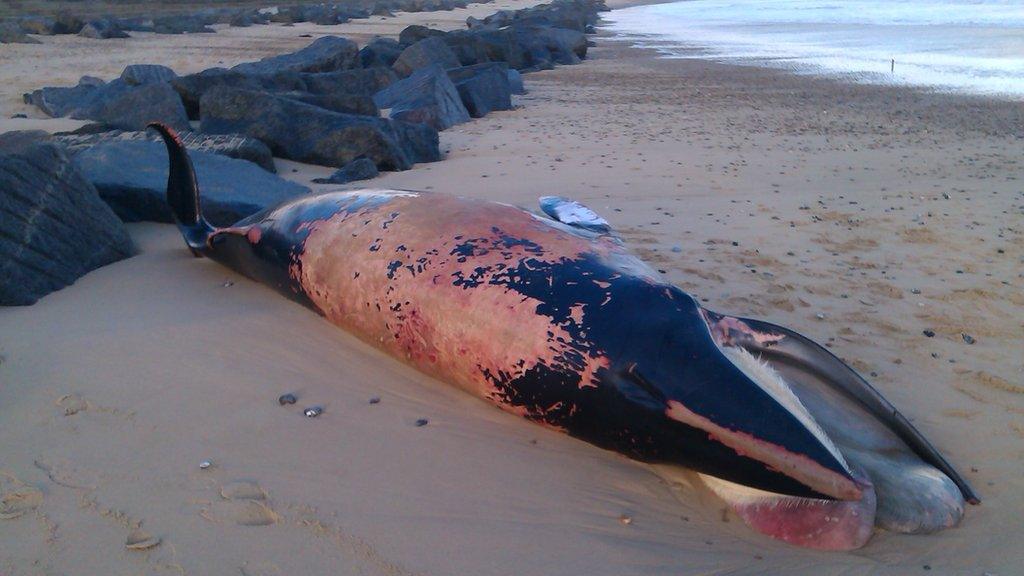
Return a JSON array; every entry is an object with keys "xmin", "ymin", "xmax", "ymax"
[{"xmin": 2, "ymin": 1, "xmax": 1023, "ymax": 574}]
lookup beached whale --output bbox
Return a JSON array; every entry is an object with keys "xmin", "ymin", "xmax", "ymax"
[{"xmin": 150, "ymin": 123, "xmax": 977, "ymax": 550}]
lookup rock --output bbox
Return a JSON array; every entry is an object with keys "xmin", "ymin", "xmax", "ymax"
[
  {"xmin": 278, "ymin": 92, "xmax": 379, "ymax": 117},
  {"xmin": 374, "ymin": 64, "xmax": 469, "ymax": 130},
  {"xmin": 312, "ymin": 157, "xmax": 379, "ymax": 184},
  {"xmin": 171, "ymin": 68, "xmax": 305, "ymax": 119},
  {"xmin": 391, "ymin": 120, "xmax": 442, "ymax": 164},
  {"xmin": 359, "ymin": 37, "xmax": 403, "ymax": 68},
  {"xmin": 200, "ymin": 86, "xmax": 438, "ymax": 170},
  {"xmin": 371, "ymin": 4, "xmax": 395, "ymax": 17},
  {"xmin": 443, "ymin": 30, "xmax": 492, "ymax": 66},
  {"xmin": 52, "ymin": 12, "xmax": 85, "ymax": 35},
  {"xmin": 152, "ymin": 15, "xmax": 214, "ymax": 34},
  {"xmin": 74, "ymin": 140, "xmax": 308, "ymax": 226},
  {"xmin": 118, "ymin": 16, "xmax": 155, "ymax": 32},
  {"xmin": 78, "ymin": 19, "xmax": 129, "ymax": 39},
  {"xmin": 16, "ymin": 16, "xmax": 57, "ymax": 36},
  {"xmin": 512, "ymin": 24, "xmax": 585, "ymax": 70},
  {"xmin": 229, "ymin": 11, "xmax": 254, "ymax": 27},
  {"xmin": 120, "ymin": 64, "xmax": 176, "ymax": 86},
  {"xmin": 70, "ymin": 80, "xmax": 190, "ymax": 132},
  {"xmin": 0, "ymin": 22, "xmax": 41, "ymax": 44},
  {"xmin": 507, "ymin": 68, "xmax": 525, "ymax": 94},
  {"xmin": 470, "ymin": 27, "xmax": 526, "ymax": 70},
  {"xmin": 392, "ymin": 36, "xmax": 461, "ymax": 78},
  {"xmin": 23, "ymin": 77, "xmax": 103, "ymax": 117},
  {"xmin": 398, "ymin": 24, "xmax": 445, "ymax": 47},
  {"xmin": 0, "ymin": 142, "xmax": 133, "ymax": 306},
  {"xmin": 55, "ymin": 128, "xmax": 277, "ymax": 173},
  {"xmin": 232, "ymin": 36, "xmax": 359, "ymax": 75},
  {"xmin": 447, "ymin": 62, "xmax": 511, "ymax": 118},
  {"xmin": 300, "ymin": 68, "xmax": 398, "ymax": 96}
]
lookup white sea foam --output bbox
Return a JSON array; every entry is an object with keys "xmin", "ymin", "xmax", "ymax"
[{"xmin": 605, "ymin": 0, "xmax": 1024, "ymax": 98}]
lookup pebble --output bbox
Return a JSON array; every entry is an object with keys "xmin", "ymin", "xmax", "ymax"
[
  {"xmin": 815, "ymin": 313, "xmax": 826, "ymax": 320},
  {"xmin": 278, "ymin": 393, "xmax": 297, "ymax": 405},
  {"xmin": 199, "ymin": 460, "xmax": 212, "ymax": 470},
  {"xmin": 923, "ymin": 330, "xmax": 936, "ymax": 337},
  {"xmin": 304, "ymin": 406, "xmax": 323, "ymax": 418},
  {"xmin": 415, "ymin": 418, "xmax": 429, "ymax": 427},
  {"xmin": 619, "ymin": 514, "xmax": 633, "ymax": 525},
  {"xmin": 671, "ymin": 245, "xmax": 682, "ymax": 253},
  {"xmin": 961, "ymin": 333, "xmax": 976, "ymax": 345},
  {"xmin": 911, "ymin": 288, "xmax": 922, "ymax": 294},
  {"xmin": 369, "ymin": 396, "xmax": 381, "ymax": 404},
  {"xmin": 222, "ymin": 281, "xmax": 234, "ymax": 287}
]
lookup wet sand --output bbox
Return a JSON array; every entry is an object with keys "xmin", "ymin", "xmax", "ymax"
[{"xmin": 1, "ymin": 1, "xmax": 1022, "ymax": 574}]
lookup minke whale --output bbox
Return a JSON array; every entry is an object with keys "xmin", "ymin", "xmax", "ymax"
[{"xmin": 150, "ymin": 122, "xmax": 978, "ymax": 550}]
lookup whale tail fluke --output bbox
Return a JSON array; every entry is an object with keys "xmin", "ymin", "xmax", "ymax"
[{"xmin": 148, "ymin": 122, "xmax": 214, "ymax": 256}]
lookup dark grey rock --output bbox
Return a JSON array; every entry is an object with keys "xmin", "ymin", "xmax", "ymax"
[
  {"xmin": 359, "ymin": 37, "xmax": 403, "ymax": 68},
  {"xmin": 200, "ymin": 86, "xmax": 438, "ymax": 170},
  {"xmin": 443, "ymin": 30, "xmax": 492, "ymax": 66},
  {"xmin": 371, "ymin": 4, "xmax": 396, "ymax": 17},
  {"xmin": 391, "ymin": 120, "xmax": 442, "ymax": 164},
  {"xmin": 52, "ymin": 12, "xmax": 85, "ymax": 34},
  {"xmin": 70, "ymin": 80, "xmax": 190, "ymax": 132},
  {"xmin": 1, "ymin": 21, "xmax": 41, "ymax": 44},
  {"xmin": 507, "ymin": 68, "xmax": 525, "ymax": 94},
  {"xmin": 374, "ymin": 64, "xmax": 469, "ymax": 130},
  {"xmin": 55, "ymin": 128, "xmax": 277, "ymax": 173},
  {"xmin": 470, "ymin": 27, "xmax": 526, "ymax": 70},
  {"xmin": 75, "ymin": 140, "xmax": 308, "ymax": 226},
  {"xmin": 16, "ymin": 16, "xmax": 57, "ymax": 36},
  {"xmin": 447, "ymin": 62, "xmax": 511, "ymax": 118},
  {"xmin": 152, "ymin": 15, "xmax": 215, "ymax": 34},
  {"xmin": 23, "ymin": 77, "xmax": 103, "ymax": 117},
  {"xmin": 392, "ymin": 36, "xmax": 460, "ymax": 78},
  {"xmin": 171, "ymin": 68, "xmax": 305, "ymax": 119},
  {"xmin": 312, "ymin": 157, "xmax": 379, "ymax": 184},
  {"xmin": 0, "ymin": 130, "xmax": 52, "ymax": 150},
  {"xmin": 398, "ymin": 24, "xmax": 445, "ymax": 47},
  {"xmin": 78, "ymin": 18, "xmax": 130, "ymax": 39},
  {"xmin": 232, "ymin": 36, "xmax": 358, "ymax": 75},
  {"xmin": 279, "ymin": 91, "xmax": 379, "ymax": 117},
  {"xmin": 0, "ymin": 143, "xmax": 133, "ymax": 306},
  {"xmin": 300, "ymin": 67, "xmax": 398, "ymax": 96},
  {"xmin": 120, "ymin": 64, "xmax": 176, "ymax": 86}
]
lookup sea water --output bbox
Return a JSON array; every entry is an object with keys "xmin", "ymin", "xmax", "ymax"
[{"xmin": 605, "ymin": 0, "xmax": 1024, "ymax": 97}]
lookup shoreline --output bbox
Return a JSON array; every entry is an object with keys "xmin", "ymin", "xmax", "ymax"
[{"xmin": 2, "ymin": 1, "xmax": 1022, "ymax": 574}]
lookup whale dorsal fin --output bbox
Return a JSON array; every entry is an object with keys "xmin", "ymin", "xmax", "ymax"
[{"xmin": 538, "ymin": 196, "xmax": 612, "ymax": 234}]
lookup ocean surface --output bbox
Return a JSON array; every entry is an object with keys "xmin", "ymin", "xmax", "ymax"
[{"xmin": 605, "ymin": 0, "xmax": 1024, "ymax": 97}]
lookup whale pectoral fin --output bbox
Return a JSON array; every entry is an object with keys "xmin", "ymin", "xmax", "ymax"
[
  {"xmin": 718, "ymin": 314, "xmax": 979, "ymax": 506},
  {"xmin": 538, "ymin": 196, "xmax": 613, "ymax": 234}
]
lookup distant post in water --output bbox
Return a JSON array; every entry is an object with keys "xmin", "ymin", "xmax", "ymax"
[{"xmin": 891, "ymin": 58, "xmax": 895, "ymax": 73}]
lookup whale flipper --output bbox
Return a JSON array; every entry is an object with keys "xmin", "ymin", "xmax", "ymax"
[{"xmin": 538, "ymin": 196, "xmax": 612, "ymax": 234}]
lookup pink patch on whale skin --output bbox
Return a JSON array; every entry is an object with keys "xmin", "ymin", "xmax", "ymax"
[{"xmin": 720, "ymin": 476, "xmax": 877, "ymax": 551}]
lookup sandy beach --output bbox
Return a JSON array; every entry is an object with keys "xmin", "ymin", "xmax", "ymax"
[{"xmin": 2, "ymin": 1, "xmax": 1022, "ymax": 574}]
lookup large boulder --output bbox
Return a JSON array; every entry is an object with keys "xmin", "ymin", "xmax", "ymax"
[
  {"xmin": 392, "ymin": 36, "xmax": 460, "ymax": 77},
  {"xmin": 120, "ymin": 64, "xmax": 177, "ymax": 86},
  {"xmin": 16, "ymin": 16, "xmax": 57, "ymax": 36},
  {"xmin": 70, "ymin": 80, "xmax": 190, "ymax": 132},
  {"xmin": 443, "ymin": 30, "xmax": 492, "ymax": 66},
  {"xmin": 507, "ymin": 68, "xmax": 525, "ymax": 94},
  {"xmin": 0, "ymin": 142, "xmax": 133, "ymax": 306},
  {"xmin": 398, "ymin": 24, "xmax": 445, "ymax": 47},
  {"xmin": 24, "ymin": 78, "xmax": 190, "ymax": 132},
  {"xmin": 232, "ymin": 36, "xmax": 359, "ymax": 75},
  {"xmin": 278, "ymin": 91, "xmax": 379, "ymax": 117},
  {"xmin": 359, "ymin": 37, "xmax": 403, "ymax": 68},
  {"xmin": 74, "ymin": 140, "xmax": 309, "ymax": 226},
  {"xmin": 55, "ymin": 128, "xmax": 277, "ymax": 173},
  {"xmin": 171, "ymin": 68, "xmax": 305, "ymax": 119},
  {"xmin": 52, "ymin": 12, "xmax": 85, "ymax": 34},
  {"xmin": 374, "ymin": 64, "xmax": 469, "ymax": 131},
  {"xmin": 152, "ymin": 15, "xmax": 214, "ymax": 34},
  {"xmin": 300, "ymin": 68, "xmax": 398, "ymax": 96},
  {"xmin": 447, "ymin": 62, "xmax": 511, "ymax": 118},
  {"xmin": 511, "ymin": 24, "xmax": 586, "ymax": 70},
  {"xmin": 470, "ymin": 27, "xmax": 526, "ymax": 70},
  {"xmin": 312, "ymin": 157, "xmax": 379, "ymax": 184},
  {"xmin": 23, "ymin": 76, "xmax": 104, "ymax": 117},
  {"xmin": 1, "ymin": 21, "xmax": 41, "ymax": 44},
  {"xmin": 200, "ymin": 86, "xmax": 439, "ymax": 170},
  {"xmin": 78, "ymin": 18, "xmax": 129, "ymax": 39}
]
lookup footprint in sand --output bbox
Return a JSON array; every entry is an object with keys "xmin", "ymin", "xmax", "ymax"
[
  {"xmin": 201, "ymin": 480, "xmax": 279, "ymax": 527},
  {"xmin": 0, "ymin": 472, "xmax": 44, "ymax": 520}
]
